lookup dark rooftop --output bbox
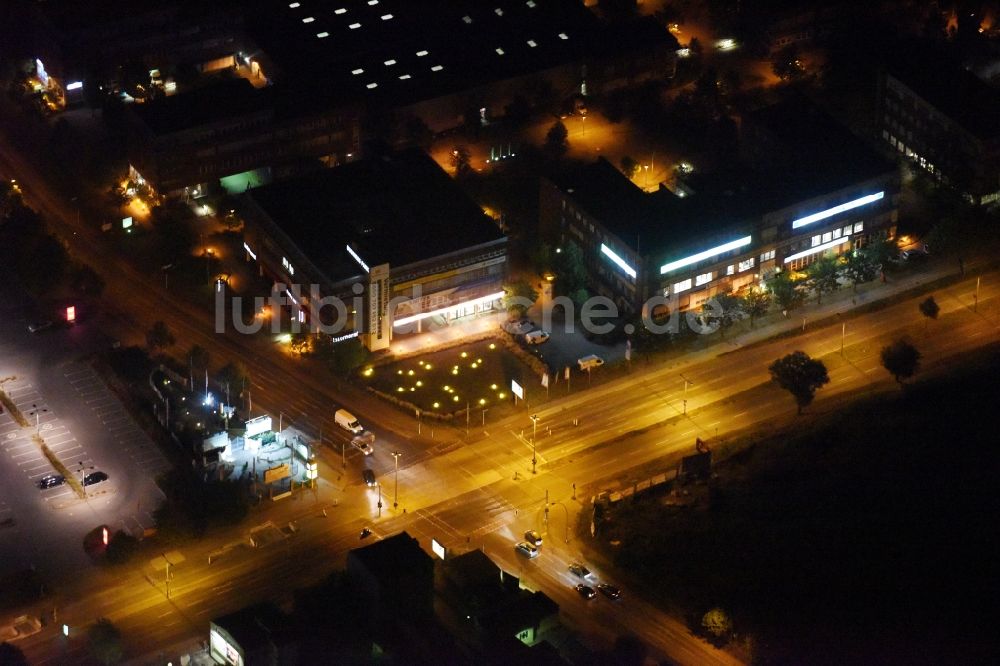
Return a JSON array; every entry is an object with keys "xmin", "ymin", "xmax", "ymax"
[
  {"xmin": 246, "ymin": 0, "xmax": 675, "ymax": 109},
  {"xmin": 348, "ymin": 531, "xmax": 431, "ymax": 578},
  {"xmin": 550, "ymin": 95, "xmax": 895, "ymax": 261},
  {"xmin": 885, "ymin": 50, "xmax": 1000, "ymax": 141},
  {"xmin": 547, "ymin": 157, "xmax": 665, "ymax": 248},
  {"xmin": 739, "ymin": 93, "xmax": 898, "ymax": 198},
  {"xmin": 247, "ymin": 148, "xmax": 503, "ymax": 280},
  {"xmin": 131, "ymin": 77, "xmax": 270, "ymax": 135},
  {"xmin": 211, "ymin": 602, "xmax": 285, "ymax": 653}
]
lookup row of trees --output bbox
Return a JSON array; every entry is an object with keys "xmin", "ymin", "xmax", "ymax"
[
  {"xmin": 770, "ymin": 334, "xmax": 925, "ymax": 415},
  {"xmin": 0, "ymin": 181, "xmax": 105, "ymax": 298}
]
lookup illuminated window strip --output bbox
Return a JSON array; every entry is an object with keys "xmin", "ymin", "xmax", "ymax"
[
  {"xmin": 243, "ymin": 242, "xmax": 257, "ymax": 260},
  {"xmin": 660, "ymin": 236, "xmax": 752, "ymax": 275},
  {"xmin": 782, "ymin": 237, "xmax": 851, "ymax": 264},
  {"xmin": 346, "ymin": 245, "xmax": 370, "ymax": 273},
  {"xmin": 600, "ymin": 243, "xmax": 637, "ymax": 279},
  {"xmin": 393, "ymin": 291, "xmax": 505, "ymax": 327},
  {"xmin": 332, "ymin": 331, "xmax": 359, "ymax": 343},
  {"xmin": 285, "ymin": 288, "xmax": 299, "ymax": 305},
  {"xmin": 791, "ymin": 191, "xmax": 884, "ymax": 229}
]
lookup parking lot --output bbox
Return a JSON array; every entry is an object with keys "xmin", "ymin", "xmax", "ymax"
[
  {"xmin": 0, "ymin": 311, "xmax": 170, "ymax": 576},
  {"xmin": 0, "ymin": 378, "xmax": 92, "ymax": 506},
  {"xmin": 65, "ymin": 362, "xmax": 171, "ymax": 482}
]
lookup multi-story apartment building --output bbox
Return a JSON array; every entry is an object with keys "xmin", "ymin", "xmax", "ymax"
[
  {"xmin": 239, "ymin": 148, "xmax": 506, "ymax": 352},
  {"xmin": 877, "ymin": 52, "xmax": 1000, "ymax": 204},
  {"xmin": 541, "ymin": 95, "xmax": 900, "ymax": 314}
]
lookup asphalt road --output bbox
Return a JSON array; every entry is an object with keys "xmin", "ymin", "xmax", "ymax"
[
  {"xmin": 4, "ymin": 108, "xmax": 1000, "ymax": 664},
  {"xmin": 10, "ymin": 269, "xmax": 996, "ymax": 666}
]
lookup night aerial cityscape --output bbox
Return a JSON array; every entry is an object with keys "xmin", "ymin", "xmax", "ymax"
[{"xmin": 0, "ymin": 0, "xmax": 998, "ymax": 664}]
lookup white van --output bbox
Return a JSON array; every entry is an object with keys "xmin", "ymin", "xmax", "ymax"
[{"xmin": 335, "ymin": 409, "xmax": 364, "ymax": 434}]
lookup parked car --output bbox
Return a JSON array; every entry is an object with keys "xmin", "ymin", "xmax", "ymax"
[
  {"xmin": 514, "ymin": 541, "xmax": 539, "ymax": 559},
  {"xmin": 27, "ymin": 321, "xmax": 53, "ymax": 333},
  {"xmin": 524, "ymin": 330, "xmax": 550, "ymax": 345},
  {"xmin": 568, "ymin": 562, "xmax": 594, "ymax": 579},
  {"xmin": 597, "ymin": 583, "xmax": 622, "ymax": 600},
  {"xmin": 83, "ymin": 471, "xmax": 108, "ymax": 487},
  {"xmin": 37, "ymin": 474, "xmax": 65, "ymax": 490},
  {"xmin": 524, "ymin": 530, "xmax": 543, "ymax": 546},
  {"xmin": 575, "ymin": 584, "xmax": 597, "ymax": 600},
  {"xmin": 900, "ymin": 245, "xmax": 930, "ymax": 261},
  {"xmin": 504, "ymin": 318, "xmax": 536, "ymax": 335},
  {"xmin": 362, "ymin": 468, "xmax": 377, "ymax": 487},
  {"xmin": 577, "ymin": 355, "xmax": 604, "ymax": 371}
]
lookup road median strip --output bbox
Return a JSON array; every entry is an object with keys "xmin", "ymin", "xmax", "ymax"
[
  {"xmin": 32, "ymin": 434, "xmax": 86, "ymax": 499},
  {"xmin": 0, "ymin": 389, "xmax": 29, "ymax": 427}
]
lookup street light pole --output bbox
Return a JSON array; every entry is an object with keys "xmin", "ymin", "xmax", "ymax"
[
  {"xmin": 391, "ymin": 451, "xmax": 402, "ymax": 509},
  {"xmin": 530, "ymin": 414, "xmax": 539, "ymax": 474},
  {"xmin": 29, "ymin": 403, "xmax": 48, "ymax": 435},
  {"xmin": 680, "ymin": 375, "xmax": 692, "ymax": 415}
]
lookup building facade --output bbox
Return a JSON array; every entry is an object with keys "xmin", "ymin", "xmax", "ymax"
[
  {"xmin": 541, "ymin": 97, "xmax": 900, "ymax": 314},
  {"xmin": 877, "ymin": 56, "xmax": 1000, "ymax": 205},
  {"xmin": 239, "ymin": 149, "xmax": 506, "ymax": 351}
]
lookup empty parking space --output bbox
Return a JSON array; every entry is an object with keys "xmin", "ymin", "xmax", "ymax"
[{"xmin": 65, "ymin": 364, "xmax": 170, "ymax": 478}]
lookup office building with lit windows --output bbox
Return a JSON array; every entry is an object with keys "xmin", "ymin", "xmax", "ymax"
[
  {"xmin": 540, "ymin": 95, "xmax": 899, "ymax": 313},
  {"xmin": 877, "ymin": 52, "xmax": 1000, "ymax": 205},
  {"xmin": 239, "ymin": 148, "xmax": 506, "ymax": 351}
]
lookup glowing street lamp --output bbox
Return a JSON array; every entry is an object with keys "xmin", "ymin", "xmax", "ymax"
[
  {"xmin": 391, "ymin": 451, "xmax": 402, "ymax": 509},
  {"xmin": 530, "ymin": 414, "xmax": 540, "ymax": 474}
]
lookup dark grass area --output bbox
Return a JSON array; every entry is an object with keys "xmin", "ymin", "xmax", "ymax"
[
  {"xmin": 363, "ymin": 339, "xmax": 534, "ymax": 415},
  {"xmin": 604, "ymin": 343, "xmax": 1000, "ymax": 665}
]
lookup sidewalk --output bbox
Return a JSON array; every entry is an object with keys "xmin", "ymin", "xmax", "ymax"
[{"xmin": 721, "ymin": 258, "xmax": 975, "ymax": 352}]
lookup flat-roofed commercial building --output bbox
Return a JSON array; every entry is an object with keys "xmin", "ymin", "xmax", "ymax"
[
  {"xmin": 877, "ymin": 51, "xmax": 1000, "ymax": 205},
  {"xmin": 540, "ymin": 95, "xmax": 899, "ymax": 313},
  {"xmin": 120, "ymin": 0, "xmax": 676, "ymax": 194},
  {"xmin": 125, "ymin": 77, "xmax": 361, "ymax": 196},
  {"xmin": 240, "ymin": 148, "xmax": 506, "ymax": 351}
]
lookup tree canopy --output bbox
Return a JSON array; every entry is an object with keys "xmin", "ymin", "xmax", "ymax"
[
  {"xmin": 919, "ymin": 296, "xmax": 940, "ymax": 321},
  {"xmin": 544, "ymin": 120, "xmax": 568, "ymax": 157},
  {"xmin": 806, "ymin": 255, "xmax": 841, "ymax": 304},
  {"xmin": 881, "ymin": 339, "xmax": 920, "ymax": 385},
  {"xmin": 502, "ymin": 280, "xmax": 538, "ymax": 318},
  {"xmin": 766, "ymin": 271, "xmax": 804, "ymax": 312},
  {"xmin": 145, "ymin": 320, "xmax": 175, "ymax": 352},
  {"xmin": 769, "ymin": 351, "xmax": 830, "ymax": 414},
  {"xmin": 88, "ymin": 618, "xmax": 124, "ymax": 665},
  {"xmin": 740, "ymin": 286, "xmax": 772, "ymax": 328}
]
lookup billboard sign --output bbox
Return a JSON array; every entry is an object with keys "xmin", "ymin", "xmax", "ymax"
[
  {"xmin": 511, "ymin": 379, "xmax": 523, "ymax": 400},
  {"xmin": 263, "ymin": 463, "xmax": 290, "ymax": 484}
]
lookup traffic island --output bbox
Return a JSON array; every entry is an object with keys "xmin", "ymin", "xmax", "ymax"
[
  {"xmin": 1, "ymin": 387, "xmax": 86, "ymax": 499},
  {"xmin": 33, "ymin": 434, "xmax": 86, "ymax": 499},
  {"xmin": 0, "ymin": 388, "xmax": 28, "ymax": 427}
]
